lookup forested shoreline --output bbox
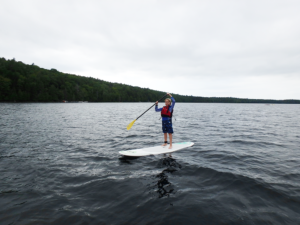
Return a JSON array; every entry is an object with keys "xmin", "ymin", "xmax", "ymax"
[{"xmin": 0, "ymin": 57, "xmax": 299, "ymax": 104}]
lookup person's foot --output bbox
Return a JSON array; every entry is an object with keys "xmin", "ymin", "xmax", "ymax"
[
  {"xmin": 162, "ymin": 143, "xmax": 168, "ymax": 147},
  {"xmin": 168, "ymin": 145, "xmax": 172, "ymax": 149}
]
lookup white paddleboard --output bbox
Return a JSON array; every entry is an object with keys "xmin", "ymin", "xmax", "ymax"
[{"xmin": 119, "ymin": 142, "xmax": 194, "ymax": 157}]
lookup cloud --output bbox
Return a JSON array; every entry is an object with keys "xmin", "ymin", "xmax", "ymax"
[{"xmin": 0, "ymin": 0, "xmax": 299, "ymax": 99}]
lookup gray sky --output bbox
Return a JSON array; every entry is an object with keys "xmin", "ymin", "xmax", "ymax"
[{"xmin": 1, "ymin": 0, "xmax": 300, "ymax": 99}]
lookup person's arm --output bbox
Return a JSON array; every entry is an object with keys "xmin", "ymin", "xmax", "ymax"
[
  {"xmin": 168, "ymin": 94, "xmax": 175, "ymax": 112},
  {"xmin": 155, "ymin": 101, "xmax": 162, "ymax": 112}
]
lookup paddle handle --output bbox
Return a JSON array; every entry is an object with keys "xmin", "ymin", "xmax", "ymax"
[{"xmin": 136, "ymin": 93, "xmax": 168, "ymax": 120}]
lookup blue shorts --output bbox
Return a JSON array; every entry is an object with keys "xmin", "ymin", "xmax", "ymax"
[{"xmin": 162, "ymin": 119, "xmax": 173, "ymax": 134}]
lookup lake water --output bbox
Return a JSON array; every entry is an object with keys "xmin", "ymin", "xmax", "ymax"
[{"xmin": 1, "ymin": 103, "xmax": 300, "ymax": 224}]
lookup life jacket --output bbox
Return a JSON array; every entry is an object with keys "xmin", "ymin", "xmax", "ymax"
[{"xmin": 161, "ymin": 106, "xmax": 173, "ymax": 118}]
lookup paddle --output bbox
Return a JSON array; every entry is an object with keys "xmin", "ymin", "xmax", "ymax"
[{"xmin": 127, "ymin": 93, "xmax": 168, "ymax": 130}]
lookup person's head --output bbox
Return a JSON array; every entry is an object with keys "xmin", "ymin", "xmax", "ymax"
[{"xmin": 165, "ymin": 98, "xmax": 172, "ymax": 106}]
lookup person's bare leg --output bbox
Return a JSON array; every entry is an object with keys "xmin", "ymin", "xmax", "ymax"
[
  {"xmin": 162, "ymin": 133, "xmax": 168, "ymax": 146},
  {"xmin": 168, "ymin": 133, "xmax": 173, "ymax": 149}
]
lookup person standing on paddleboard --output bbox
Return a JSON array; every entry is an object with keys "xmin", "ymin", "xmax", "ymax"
[{"xmin": 155, "ymin": 93, "xmax": 175, "ymax": 149}]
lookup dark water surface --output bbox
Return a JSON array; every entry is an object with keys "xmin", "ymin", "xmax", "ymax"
[{"xmin": 1, "ymin": 103, "xmax": 300, "ymax": 224}]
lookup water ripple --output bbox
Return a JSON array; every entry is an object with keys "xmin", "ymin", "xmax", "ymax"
[{"xmin": 0, "ymin": 103, "xmax": 300, "ymax": 224}]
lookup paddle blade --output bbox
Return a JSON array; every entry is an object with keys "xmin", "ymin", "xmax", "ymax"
[{"xmin": 127, "ymin": 119, "xmax": 136, "ymax": 130}]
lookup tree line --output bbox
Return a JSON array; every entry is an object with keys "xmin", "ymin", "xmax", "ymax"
[{"xmin": 0, "ymin": 57, "xmax": 299, "ymax": 104}]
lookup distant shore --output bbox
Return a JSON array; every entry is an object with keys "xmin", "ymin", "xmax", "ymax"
[
  {"xmin": 1, "ymin": 58, "xmax": 299, "ymax": 104},
  {"xmin": 1, "ymin": 101, "xmax": 299, "ymax": 104}
]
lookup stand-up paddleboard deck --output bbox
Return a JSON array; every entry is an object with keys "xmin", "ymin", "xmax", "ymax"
[{"xmin": 119, "ymin": 142, "xmax": 194, "ymax": 157}]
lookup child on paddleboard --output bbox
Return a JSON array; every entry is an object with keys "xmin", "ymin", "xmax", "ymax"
[{"xmin": 155, "ymin": 93, "xmax": 175, "ymax": 149}]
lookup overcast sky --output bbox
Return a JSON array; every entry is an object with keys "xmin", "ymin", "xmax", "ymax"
[{"xmin": 1, "ymin": 0, "xmax": 299, "ymax": 99}]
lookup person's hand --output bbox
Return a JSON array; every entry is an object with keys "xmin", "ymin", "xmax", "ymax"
[
  {"xmin": 167, "ymin": 93, "xmax": 172, "ymax": 97},
  {"xmin": 155, "ymin": 101, "xmax": 158, "ymax": 105}
]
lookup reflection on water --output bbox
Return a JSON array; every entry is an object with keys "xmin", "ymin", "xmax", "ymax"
[
  {"xmin": 154, "ymin": 156, "xmax": 182, "ymax": 198},
  {"xmin": 118, "ymin": 155, "xmax": 139, "ymax": 164},
  {"xmin": 119, "ymin": 155, "xmax": 182, "ymax": 199}
]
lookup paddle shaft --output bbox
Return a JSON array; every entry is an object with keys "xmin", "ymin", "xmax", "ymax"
[{"xmin": 136, "ymin": 94, "xmax": 168, "ymax": 120}]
